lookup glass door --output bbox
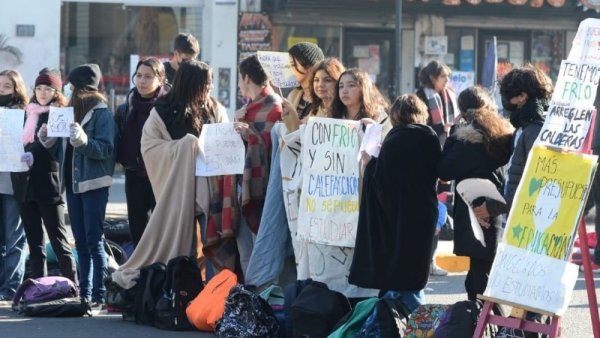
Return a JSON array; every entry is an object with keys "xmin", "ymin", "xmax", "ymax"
[{"xmin": 343, "ymin": 28, "xmax": 396, "ymax": 101}]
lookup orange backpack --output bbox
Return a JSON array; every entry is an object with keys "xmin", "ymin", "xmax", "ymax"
[{"xmin": 185, "ymin": 269, "xmax": 238, "ymax": 331}]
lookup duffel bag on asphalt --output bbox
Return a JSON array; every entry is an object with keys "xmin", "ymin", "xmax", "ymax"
[{"xmin": 19, "ymin": 297, "xmax": 92, "ymax": 317}]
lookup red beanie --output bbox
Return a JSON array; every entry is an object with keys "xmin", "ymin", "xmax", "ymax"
[{"xmin": 35, "ymin": 68, "xmax": 63, "ymax": 91}]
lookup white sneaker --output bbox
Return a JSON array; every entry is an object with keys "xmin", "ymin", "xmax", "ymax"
[{"xmin": 431, "ymin": 264, "xmax": 448, "ymax": 276}]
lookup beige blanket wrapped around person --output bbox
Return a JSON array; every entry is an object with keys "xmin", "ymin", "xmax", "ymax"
[{"xmin": 111, "ymin": 109, "xmax": 211, "ymax": 289}]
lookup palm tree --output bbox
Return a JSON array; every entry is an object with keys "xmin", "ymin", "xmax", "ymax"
[{"xmin": 0, "ymin": 34, "xmax": 23, "ymax": 66}]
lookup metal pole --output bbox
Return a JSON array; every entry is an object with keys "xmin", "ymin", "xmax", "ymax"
[{"xmin": 395, "ymin": 0, "xmax": 403, "ymax": 97}]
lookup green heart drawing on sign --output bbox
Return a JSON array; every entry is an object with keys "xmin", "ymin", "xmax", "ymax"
[{"xmin": 529, "ymin": 177, "xmax": 542, "ymax": 196}]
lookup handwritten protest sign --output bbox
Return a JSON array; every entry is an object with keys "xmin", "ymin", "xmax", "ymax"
[
  {"xmin": 196, "ymin": 123, "xmax": 245, "ymax": 176},
  {"xmin": 567, "ymin": 19, "xmax": 600, "ymax": 64},
  {"xmin": 357, "ymin": 123, "xmax": 382, "ymax": 161},
  {"xmin": 256, "ymin": 51, "xmax": 299, "ymax": 88},
  {"xmin": 484, "ymin": 243, "xmax": 579, "ymax": 315},
  {"xmin": 47, "ymin": 107, "xmax": 74, "ymax": 138},
  {"xmin": 0, "ymin": 108, "xmax": 28, "ymax": 172},
  {"xmin": 504, "ymin": 145, "xmax": 596, "ymax": 260},
  {"xmin": 536, "ymin": 103, "xmax": 594, "ymax": 151},
  {"xmin": 297, "ymin": 117, "xmax": 361, "ymax": 247}
]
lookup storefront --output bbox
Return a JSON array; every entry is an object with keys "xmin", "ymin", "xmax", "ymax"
[{"xmin": 264, "ymin": 0, "xmax": 598, "ymax": 97}]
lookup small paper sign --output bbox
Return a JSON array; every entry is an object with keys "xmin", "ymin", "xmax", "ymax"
[
  {"xmin": 47, "ymin": 107, "xmax": 74, "ymax": 137},
  {"xmin": 357, "ymin": 123, "xmax": 382, "ymax": 161},
  {"xmin": 196, "ymin": 123, "xmax": 245, "ymax": 176},
  {"xmin": 256, "ymin": 51, "xmax": 299, "ymax": 88}
]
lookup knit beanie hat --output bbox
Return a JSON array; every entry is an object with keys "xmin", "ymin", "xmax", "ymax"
[
  {"xmin": 68, "ymin": 64, "xmax": 102, "ymax": 91},
  {"xmin": 288, "ymin": 42, "xmax": 325, "ymax": 68},
  {"xmin": 35, "ymin": 68, "xmax": 62, "ymax": 91}
]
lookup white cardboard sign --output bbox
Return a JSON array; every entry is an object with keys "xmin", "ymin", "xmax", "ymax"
[{"xmin": 196, "ymin": 123, "xmax": 245, "ymax": 176}]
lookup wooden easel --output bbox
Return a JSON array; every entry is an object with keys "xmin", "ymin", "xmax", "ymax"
[
  {"xmin": 575, "ymin": 216, "xmax": 600, "ymax": 337},
  {"xmin": 473, "ymin": 295, "xmax": 561, "ymax": 338}
]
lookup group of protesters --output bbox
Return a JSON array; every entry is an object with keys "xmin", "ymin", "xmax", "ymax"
[{"xmin": 1, "ymin": 31, "xmax": 578, "ymax": 315}]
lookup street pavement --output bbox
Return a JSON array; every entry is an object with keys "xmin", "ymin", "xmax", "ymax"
[{"xmin": 0, "ymin": 171, "xmax": 598, "ymax": 337}]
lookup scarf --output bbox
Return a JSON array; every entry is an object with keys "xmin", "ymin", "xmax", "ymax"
[
  {"xmin": 508, "ymin": 97, "xmax": 547, "ymax": 129},
  {"xmin": 23, "ymin": 103, "xmax": 50, "ymax": 145},
  {"xmin": 423, "ymin": 87, "xmax": 457, "ymax": 126},
  {"xmin": 224, "ymin": 86, "xmax": 282, "ymax": 233},
  {"xmin": 0, "ymin": 94, "xmax": 13, "ymax": 107}
]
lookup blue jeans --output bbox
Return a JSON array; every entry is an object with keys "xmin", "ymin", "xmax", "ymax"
[
  {"xmin": 66, "ymin": 186, "xmax": 108, "ymax": 302},
  {"xmin": 382, "ymin": 290, "xmax": 426, "ymax": 313},
  {"xmin": 0, "ymin": 193, "xmax": 27, "ymax": 297},
  {"xmin": 244, "ymin": 128, "xmax": 291, "ymax": 286}
]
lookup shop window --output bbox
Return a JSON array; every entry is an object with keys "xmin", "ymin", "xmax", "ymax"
[
  {"xmin": 272, "ymin": 25, "xmax": 340, "ymax": 58},
  {"xmin": 531, "ymin": 31, "xmax": 565, "ymax": 81},
  {"xmin": 60, "ymin": 3, "xmax": 202, "ymax": 109}
]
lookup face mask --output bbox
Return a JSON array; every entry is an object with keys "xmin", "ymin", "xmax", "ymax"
[
  {"xmin": 0, "ymin": 93, "xmax": 13, "ymax": 107},
  {"xmin": 501, "ymin": 96, "xmax": 519, "ymax": 113}
]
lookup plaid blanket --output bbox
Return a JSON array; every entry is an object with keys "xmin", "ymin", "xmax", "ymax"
[{"xmin": 224, "ymin": 86, "xmax": 282, "ymax": 233}]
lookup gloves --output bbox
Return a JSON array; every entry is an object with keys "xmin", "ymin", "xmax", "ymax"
[
  {"xmin": 69, "ymin": 123, "xmax": 88, "ymax": 147},
  {"xmin": 21, "ymin": 152, "xmax": 34, "ymax": 167}
]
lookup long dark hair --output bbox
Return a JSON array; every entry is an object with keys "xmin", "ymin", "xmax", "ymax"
[
  {"xmin": 161, "ymin": 60, "xmax": 216, "ymax": 131},
  {"xmin": 0, "ymin": 70, "xmax": 29, "ymax": 108},
  {"xmin": 418, "ymin": 60, "xmax": 451, "ymax": 88},
  {"xmin": 70, "ymin": 88, "xmax": 108, "ymax": 123},
  {"xmin": 458, "ymin": 86, "xmax": 514, "ymax": 165},
  {"xmin": 330, "ymin": 68, "xmax": 389, "ymax": 120}
]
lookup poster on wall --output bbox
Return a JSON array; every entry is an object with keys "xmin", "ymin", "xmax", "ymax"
[
  {"xmin": 449, "ymin": 71, "xmax": 474, "ymax": 95},
  {"xmin": 238, "ymin": 12, "xmax": 272, "ymax": 62},
  {"xmin": 297, "ymin": 117, "xmax": 361, "ymax": 247},
  {"xmin": 424, "ymin": 36, "xmax": 448, "ymax": 55},
  {"xmin": 218, "ymin": 68, "xmax": 231, "ymax": 108}
]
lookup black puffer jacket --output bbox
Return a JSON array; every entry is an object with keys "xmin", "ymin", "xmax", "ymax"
[{"xmin": 438, "ymin": 125, "xmax": 508, "ymax": 260}]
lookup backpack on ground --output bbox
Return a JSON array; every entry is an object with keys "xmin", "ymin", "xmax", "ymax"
[
  {"xmin": 434, "ymin": 299, "xmax": 497, "ymax": 338},
  {"xmin": 284, "ymin": 279, "xmax": 317, "ymax": 338},
  {"xmin": 215, "ymin": 284, "xmax": 280, "ymax": 337},
  {"xmin": 356, "ymin": 296, "xmax": 412, "ymax": 338},
  {"xmin": 328, "ymin": 297, "xmax": 378, "ymax": 338},
  {"xmin": 19, "ymin": 297, "xmax": 92, "ymax": 317},
  {"xmin": 103, "ymin": 218, "xmax": 131, "ymax": 243},
  {"xmin": 186, "ymin": 268, "xmax": 238, "ymax": 332},
  {"xmin": 105, "ymin": 275, "xmax": 137, "ymax": 319},
  {"xmin": 154, "ymin": 256, "xmax": 204, "ymax": 331},
  {"xmin": 404, "ymin": 304, "xmax": 451, "ymax": 338},
  {"xmin": 259, "ymin": 284, "xmax": 286, "ymax": 336},
  {"xmin": 289, "ymin": 280, "xmax": 352, "ymax": 338},
  {"xmin": 12, "ymin": 276, "xmax": 78, "ymax": 310},
  {"xmin": 134, "ymin": 262, "xmax": 167, "ymax": 326}
]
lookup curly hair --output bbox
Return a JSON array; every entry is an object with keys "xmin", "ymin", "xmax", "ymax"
[
  {"xmin": 458, "ymin": 86, "xmax": 515, "ymax": 166},
  {"xmin": 499, "ymin": 65, "xmax": 553, "ymax": 101},
  {"xmin": 330, "ymin": 68, "xmax": 389, "ymax": 120}
]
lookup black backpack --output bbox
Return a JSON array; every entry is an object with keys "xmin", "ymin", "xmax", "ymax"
[
  {"xmin": 356, "ymin": 297, "xmax": 411, "ymax": 338},
  {"xmin": 154, "ymin": 256, "xmax": 204, "ymax": 331},
  {"xmin": 134, "ymin": 262, "xmax": 167, "ymax": 326},
  {"xmin": 20, "ymin": 297, "xmax": 92, "ymax": 317},
  {"xmin": 289, "ymin": 280, "xmax": 352, "ymax": 338},
  {"xmin": 215, "ymin": 284, "xmax": 280, "ymax": 337}
]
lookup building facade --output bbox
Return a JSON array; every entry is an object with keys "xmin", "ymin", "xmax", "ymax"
[
  {"xmin": 1, "ymin": 0, "xmax": 239, "ymax": 115},
  {"xmin": 262, "ymin": 0, "xmax": 600, "ymax": 98}
]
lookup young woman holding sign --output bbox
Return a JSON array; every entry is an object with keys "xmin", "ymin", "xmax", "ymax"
[
  {"xmin": 438, "ymin": 86, "xmax": 514, "ymax": 300},
  {"xmin": 0, "ymin": 69, "xmax": 28, "ymax": 300},
  {"xmin": 39, "ymin": 64, "xmax": 116, "ymax": 306},
  {"xmin": 13, "ymin": 68, "xmax": 78, "ymax": 285},
  {"xmin": 307, "ymin": 58, "xmax": 345, "ymax": 118}
]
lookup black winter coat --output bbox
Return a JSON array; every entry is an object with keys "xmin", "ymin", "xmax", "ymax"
[
  {"xmin": 12, "ymin": 113, "xmax": 62, "ymax": 204},
  {"xmin": 349, "ymin": 124, "xmax": 440, "ymax": 291},
  {"xmin": 438, "ymin": 125, "xmax": 507, "ymax": 261}
]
